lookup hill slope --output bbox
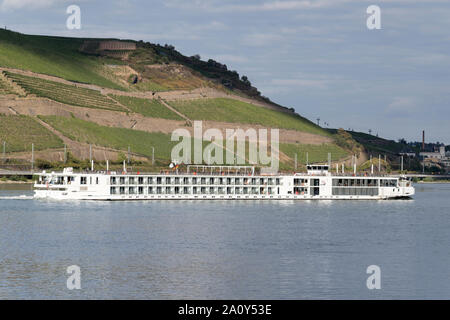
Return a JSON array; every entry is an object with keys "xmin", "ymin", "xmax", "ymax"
[{"xmin": 0, "ymin": 29, "xmax": 358, "ymax": 171}]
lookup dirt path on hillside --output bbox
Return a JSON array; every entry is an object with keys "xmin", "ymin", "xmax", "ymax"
[{"xmin": 0, "ymin": 98, "xmax": 332, "ymax": 145}]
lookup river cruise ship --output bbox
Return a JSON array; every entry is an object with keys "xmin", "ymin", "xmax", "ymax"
[{"xmin": 33, "ymin": 165, "xmax": 415, "ymax": 200}]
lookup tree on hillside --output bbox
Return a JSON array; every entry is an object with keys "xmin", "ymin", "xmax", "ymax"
[{"xmin": 241, "ymin": 75, "xmax": 251, "ymax": 86}]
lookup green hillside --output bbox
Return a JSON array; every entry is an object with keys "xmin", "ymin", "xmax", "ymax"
[
  {"xmin": 169, "ymin": 98, "xmax": 328, "ymax": 136},
  {"xmin": 109, "ymin": 95, "xmax": 182, "ymax": 120},
  {"xmin": 0, "ymin": 29, "xmax": 124, "ymax": 90},
  {"xmin": 0, "ymin": 115, "xmax": 64, "ymax": 152},
  {"xmin": 342, "ymin": 130, "xmax": 404, "ymax": 154},
  {"xmin": 39, "ymin": 115, "xmax": 177, "ymax": 160},
  {"xmin": 5, "ymin": 72, "xmax": 125, "ymax": 111},
  {"xmin": 0, "ymin": 29, "xmax": 361, "ymax": 171},
  {"xmin": 280, "ymin": 143, "xmax": 349, "ymax": 164}
]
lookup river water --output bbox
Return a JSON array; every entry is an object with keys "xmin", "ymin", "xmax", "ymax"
[{"xmin": 0, "ymin": 183, "xmax": 449, "ymax": 299}]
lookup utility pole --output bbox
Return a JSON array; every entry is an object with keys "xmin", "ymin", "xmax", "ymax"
[
  {"xmin": 294, "ymin": 153, "xmax": 297, "ymax": 170},
  {"xmin": 31, "ymin": 143, "xmax": 34, "ymax": 171},
  {"xmin": 89, "ymin": 144, "xmax": 92, "ymax": 163},
  {"xmin": 401, "ymin": 155, "xmax": 404, "ymax": 173},
  {"xmin": 64, "ymin": 144, "xmax": 67, "ymax": 164},
  {"xmin": 378, "ymin": 154, "xmax": 381, "ymax": 172},
  {"xmin": 152, "ymin": 147, "xmax": 155, "ymax": 165}
]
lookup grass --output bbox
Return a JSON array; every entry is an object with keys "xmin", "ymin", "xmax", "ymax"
[
  {"xmin": 280, "ymin": 143, "xmax": 349, "ymax": 164},
  {"xmin": 39, "ymin": 115, "xmax": 178, "ymax": 160},
  {"xmin": 0, "ymin": 79, "xmax": 14, "ymax": 95},
  {"xmin": 134, "ymin": 80, "xmax": 170, "ymax": 92},
  {"xmin": 5, "ymin": 72, "xmax": 125, "ymax": 111},
  {"xmin": 109, "ymin": 95, "xmax": 182, "ymax": 120},
  {"xmin": 0, "ymin": 114, "xmax": 64, "ymax": 152},
  {"xmin": 0, "ymin": 29, "xmax": 124, "ymax": 90},
  {"xmin": 169, "ymin": 98, "xmax": 328, "ymax": 136}
]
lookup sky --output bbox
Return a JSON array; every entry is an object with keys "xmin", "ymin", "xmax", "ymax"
[{"xmin": 1, "ymin": 0, "xmax": 449, "ymax": 144}]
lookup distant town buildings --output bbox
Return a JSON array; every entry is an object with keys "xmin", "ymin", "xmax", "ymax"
[{"xmin": 419, "ymin": 146, "xmax": 450, "ymax": 172}]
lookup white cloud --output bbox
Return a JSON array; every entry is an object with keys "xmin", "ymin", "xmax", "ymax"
[{"xmin": 386, "ymin": 97, "xmax": 419, "ymax": 116}]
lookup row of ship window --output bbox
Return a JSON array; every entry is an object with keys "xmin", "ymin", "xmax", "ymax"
[
  {"xmin": 332, "ymin": 179, "xmax": 397, "ymax": 187},
  {"xmin": 109, "ymin": 176, "xmax": 281, "ymax": 186},
  {"xmin": 110, "ymin": 186, "xmax": 279, "ymax": 195},
  {"xmin": 332, "ymin": 187, "xmax": 379, "ymax": 196}
]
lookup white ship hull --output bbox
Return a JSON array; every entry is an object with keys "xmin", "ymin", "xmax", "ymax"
[{"xmin": 33, "ymin": 166, "xmax": 415, "ymax": 201}]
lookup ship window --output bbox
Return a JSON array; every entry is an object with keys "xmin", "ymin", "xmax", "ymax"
[
  {"xmin": 148, "ymin": 187, "xmax": 154, "ymax": 194},
  {"xmin": 175, "ymin": 177, "xmax": 180, "ymax": 184},
  {"xmin": 110, "ymin": 177, "xmax": 116, "ymax": 185},
  {"xmin": 156, "ymin": 177, "xmax": 161, "ymax": 184},
  {"xmin": 110, "ymin": 187, "xmax": 116, "ymax": 195},
  {"xmin": 183, "ymin": 177, "xmax": 189, "ymax": 184},
  {"xmin": 138, "ymin": 187, "xmax": 144, "ymax": 194},
  {"xmin": 119, "ymin": 187, "xmax": 125, "ymax": 194},
  {"xmin": 138, "ymin": 177, "xmax": 144, "ymax": 184},
  {"xmin": 129, "ymin": 177, "xmax": 135, "ymax": 185},
  {"xmin": 96, "ymin": 177, "xmax": 99, "ymax": 184},
  {"xmin": 80, "ymin": 177, "xmax": 87, "ymax": 185},
  {"xmin": 120, "ymin": 177, "xmax": 125, "ymax": 185},
  {"xmin": 129, "ymin": 187, "xmax": 136, "ymax": 194},
  {"xmin": 148, "ymin": 177, "xmax": 153, "ymax": 184}
]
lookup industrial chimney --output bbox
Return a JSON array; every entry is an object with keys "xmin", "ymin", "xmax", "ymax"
[{"xmin": 422, "ymin": 130, "xmax": 425, "ymax": 151}]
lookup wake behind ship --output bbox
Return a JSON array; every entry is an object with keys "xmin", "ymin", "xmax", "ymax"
[{"xmin": 33, "ymin": 165, "xmax": 415, "ymax": 200}]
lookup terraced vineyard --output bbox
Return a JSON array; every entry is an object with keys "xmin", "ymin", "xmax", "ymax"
[
  {"xmin": 4, "ymin": 72, "xmax": 126, "ymax": 111},
  {"xmin": 0, "ymin": 76, "xmax": 15, "ymax": 95},
  {"xmin": 39, "ymin": 115, "xmax": 178, "ymax": 160},
  {"xmin": 280, "ymin": 143, "xmax": 349, "ymax": 165},
  {"xmin": 109, "ymin": 95, "xmax": 182, "ymax": 120},
  {"xmin": 0, "ymin": 114, "xmax": 64, "ymax": 152},
  {"xmin": 169, "ymin": 98, "xmax": 329, "ymax": 136}
]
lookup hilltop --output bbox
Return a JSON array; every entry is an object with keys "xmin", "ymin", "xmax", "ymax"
[{"xmin": 0, "ymin": 29, "xmax": 362, "ymax": 172}]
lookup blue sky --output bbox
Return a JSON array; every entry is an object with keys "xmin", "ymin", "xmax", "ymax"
[{"xmin": 1, "ymin": 0, "xmax": 449, "ymax": 144}]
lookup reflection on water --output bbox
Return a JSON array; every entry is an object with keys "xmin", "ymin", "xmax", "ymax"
[{"xmin": 0, "ymin": 184, "xmax": 449, "ymax": 299}]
